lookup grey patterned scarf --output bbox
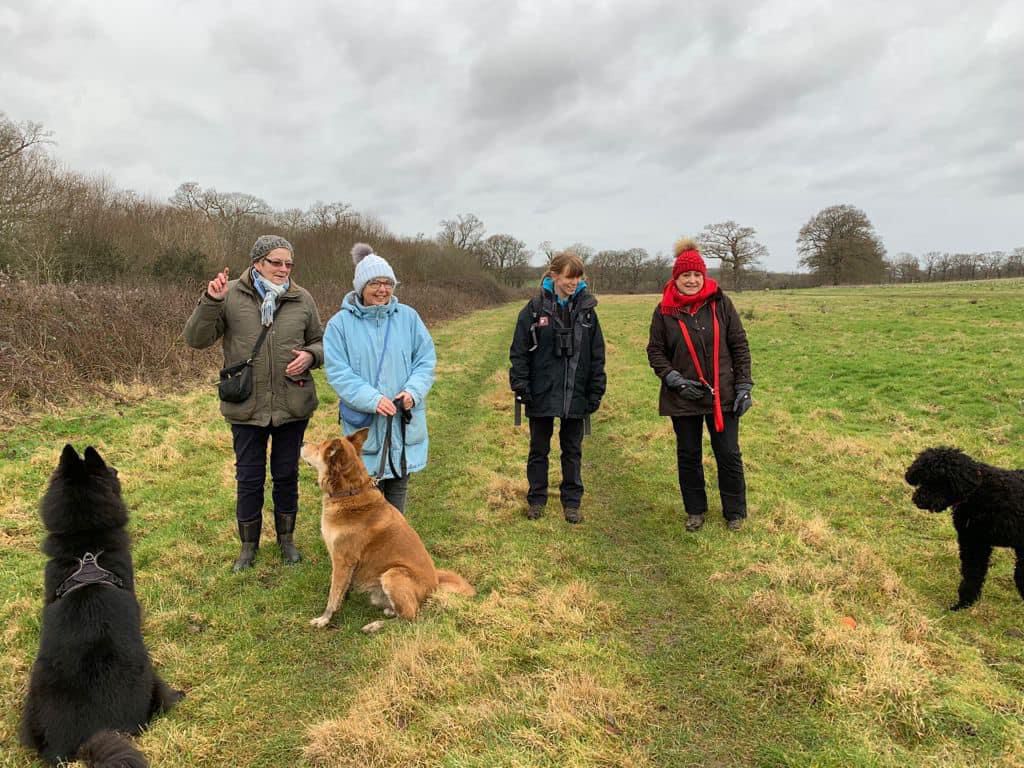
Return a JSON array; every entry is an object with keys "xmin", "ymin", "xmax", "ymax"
[{"xmin": 252, "ymin": 269, "xmax": 289, "ymax": 326}]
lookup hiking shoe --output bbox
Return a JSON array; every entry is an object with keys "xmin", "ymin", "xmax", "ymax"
[
  {"xmin": 563, "ymin": 507, "xmax": 582, "ymax": 524},
  {"xmin": 727, "ymin": 518, "xmax": 744, "ymax": 532},
  {"xmin": 685, "ymin": 514, "xmax": 705, "ymax": 532},
  {"xmin": 526, "ymin": 504, "xmax": 544, "ymax": 520}
]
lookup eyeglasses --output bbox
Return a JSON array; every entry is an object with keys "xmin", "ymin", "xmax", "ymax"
[
  {"xmin": 263, "ymin": 258, "xmax": 294, "ymax": 269},
  {"xmin": 366, "ymin": 279, "xmax": 395, "ymax": 289}
]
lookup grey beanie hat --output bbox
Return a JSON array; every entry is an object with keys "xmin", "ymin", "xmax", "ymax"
[
  {"xmin": 351, "ymin": 242, "xmax": 398, "ymax": 295},
  {"xmin": 250, "ymin": 235, "xmax": 294, "ymax": 262}
]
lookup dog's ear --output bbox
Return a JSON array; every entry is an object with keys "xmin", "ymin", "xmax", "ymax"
[
  {"xmin": 325, "ymin": 438, "xmax": 346, "ymax": 460},
  {"xmin": 945, "ymin": 449, "xmax": 982, "ymax": 500},
  {"xmin": 84, "ymin": 446, "xmax": 107, "ymax": 473},
  {"xmin": 60, "ymin": 444, "xmax": 81, "ymax": 469},
  {"xmin": 347, "ymin": 428, "xmax": 370, "ymax": 453}
]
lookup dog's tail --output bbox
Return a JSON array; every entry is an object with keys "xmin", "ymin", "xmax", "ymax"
[
  {"xmin": 436, "ymin": 569, "xmax": 476, "ymax": 597},
  {"xmin": 78, "ymin": 730, "xmax": 148, "ymax": 768}
]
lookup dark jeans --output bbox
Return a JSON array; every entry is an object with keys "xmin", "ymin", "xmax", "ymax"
[
  {"xmin": 527, "ymin": 416, "xmax": 585, "ymax": 509},
  {"xmin": 230, "ymin": 419, "xmax": 309, "ymax": 523},
  {"xmin": 378, "ymin": 474, "xmax": 410, "ymax": 515},
  {"xmin": 671, "ymin": 412, "xmax": 746, "ymax": 520}
]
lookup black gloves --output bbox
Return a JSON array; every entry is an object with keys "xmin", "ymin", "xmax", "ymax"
[
  {"xmin": 514, "ymin": 389, "xmax": 532, "ymax": 406},
  {"xmin": 664, "ymin": 370, "xmax": 707, "ymax": 400},
  {"xmin": 733, "ymin": 384, "xmax": 753, "ymax": 417},
  {"xmin": 586, "ymin": 399, "xmax": 601, "ymax": 415}
]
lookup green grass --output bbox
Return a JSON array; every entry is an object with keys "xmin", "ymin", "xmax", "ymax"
[{"xmin": 2, "ymin": 279, "xmax": 1024, "ymax": 766}]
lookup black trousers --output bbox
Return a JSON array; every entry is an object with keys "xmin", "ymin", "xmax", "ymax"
[
  {"xmin": 527, "ymin": 416, "xmax": 585, "ymax": 508},
  {"xmin": 671, "ymin": 412, "xmax": 746, "ymax": 520},
  {"xmin": 378, "ymin": 474, "xmax": 410, "ymax": 515},
  {"xmin": 230, "ymin": 419, "xmax": 309, "ymax": 523}
]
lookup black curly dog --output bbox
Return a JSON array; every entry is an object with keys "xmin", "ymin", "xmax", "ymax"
[
  {"xmin": 906, "ymin": 446, "xmax": 1024, "ymax": 611},
  {"xmin": 20, "ymin": 445, "xmax": 183, "ymax": 767}
]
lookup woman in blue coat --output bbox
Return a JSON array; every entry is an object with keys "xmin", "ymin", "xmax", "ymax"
[{"xmin": 323, "ymin": 244, "xmax": 436, "ymax": 513}]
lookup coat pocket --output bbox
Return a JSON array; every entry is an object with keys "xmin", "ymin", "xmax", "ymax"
[{"xmin": 284, "ymin": 374, "xmax": 317, "ymax": 418}]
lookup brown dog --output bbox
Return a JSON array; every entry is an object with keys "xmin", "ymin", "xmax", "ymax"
[{"xmin": 301, "ymin": 430, "xmax": 475, "ymax": 632}]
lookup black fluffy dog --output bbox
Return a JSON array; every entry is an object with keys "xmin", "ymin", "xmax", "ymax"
[
  {"xmin": 20, "ymin": 445, "xmax": 183, "ymax": 767},
  {"xmin": 906, "ymin": 446, "xmax": 1024, "ymax": 611}
]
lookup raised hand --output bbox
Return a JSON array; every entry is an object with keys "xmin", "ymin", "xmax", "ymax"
[{"xmin": 207, "ymin": 267, "xmax": 230, "ymax": 300}]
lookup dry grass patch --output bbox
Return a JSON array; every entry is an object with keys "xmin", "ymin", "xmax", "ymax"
[
  {"xmin": 305, "ymin": 579, "xmax": 650, "ymax": 768},
  {"xmin": 485, "ymin": 474, "xmax": 528, "ymax": 518}
]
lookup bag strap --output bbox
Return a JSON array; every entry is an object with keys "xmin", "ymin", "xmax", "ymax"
[
  {"xmin": 370, "ymin": 313, "xmax": 393, "ymax": 388},
  {"xmin": 245, "ymin": 305, "xmax": 283, "ymax": 364}
]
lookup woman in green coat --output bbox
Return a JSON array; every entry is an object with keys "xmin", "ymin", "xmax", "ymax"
[{"xmin": 184, "ymin": 235, "xmax": 323, "ymax": 571}]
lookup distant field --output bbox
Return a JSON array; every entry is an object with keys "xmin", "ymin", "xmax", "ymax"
[{"xmin": 1, "ymin": 279, "xmax": 1023, "ymax": 767}]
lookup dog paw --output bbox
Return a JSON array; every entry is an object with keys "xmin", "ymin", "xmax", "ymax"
[
  {"xmin": 361, "ymin": 620, "xmax": 387, "ymax": 634},
  {"xmin": 310, "ymin": 615, "xmax": 331, "ymax": 628}
]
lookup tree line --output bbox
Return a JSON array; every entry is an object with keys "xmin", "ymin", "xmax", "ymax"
[{"xmin": 2, "ymin": 113, "xmax": 1020, "ymax": 292}]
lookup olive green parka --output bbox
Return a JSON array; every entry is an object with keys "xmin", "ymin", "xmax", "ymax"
[{"xmin": 184, "ymin": 268, "xmax": 324, "ymax": 426}]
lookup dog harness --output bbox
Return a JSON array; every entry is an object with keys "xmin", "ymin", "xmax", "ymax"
[{"xmin": 55, "ymin": 551, "xmax": 125, "ymax": 599}]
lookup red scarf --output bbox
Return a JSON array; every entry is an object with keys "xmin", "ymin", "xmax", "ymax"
[
  {"xmin": 659, "ymin": 277, "xmax": 719, "ymax": 315},
  {"xmin": 659, "ymin": 278, "xmax": 724, "ymax": 432}
]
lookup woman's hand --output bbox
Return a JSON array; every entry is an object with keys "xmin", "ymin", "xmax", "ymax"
[
  {"xmin": 286, "ymin": 349, "xmax": 314, "ymax": 377},
  {"xmin": 206, "ymin": 267, "xmax": 229, "ymax": 300},
  {"xmin": 375, "ymin": 396, "xmax": 398, "ymax": 416},
  {"xmin": 395, "ymin": 390, "xmax": 415, "ymax": 410}
]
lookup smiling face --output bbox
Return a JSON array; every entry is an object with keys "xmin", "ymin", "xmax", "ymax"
[
  {"xmin": 361, "ymin": 277, "xmax": 395, "ymax": 306},
  {"xmin": 551, "ymin": 266, "xmax": 581, "ymax": 299},
  {"xmin": 253, "ymin": 247, "xmax": 293, "ymax": 285},
  {"xmin": 675, "ymin": 270, "xmax": 705, "ymax": 295}
]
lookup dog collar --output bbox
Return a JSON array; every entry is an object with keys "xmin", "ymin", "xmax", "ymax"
[
  {"xmin": 327, "ymin": 481, "xmax": 376, "ymax": 499},
  {"xmin": 55, "ymin": 551, "xmax": 125, "ymax": 599}
]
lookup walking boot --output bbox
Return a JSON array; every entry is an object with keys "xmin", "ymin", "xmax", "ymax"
[
  {"xmin": 526, "ymin": 504, "xmax": 545, "ymax": 520},
  {"xmin": 233, "ymin": 518, "xmax": 261, "ymax": 573},
  {"xmin": 685, "ymin": 514, "xmax": 705, "ymax": 532},
  {"xmin": 274, "ymin": 511, "xmax": 302, "ymax": 564},
  {"xmin": 563, "ymin": 506, "xmax": 582, "ymax": 524}
]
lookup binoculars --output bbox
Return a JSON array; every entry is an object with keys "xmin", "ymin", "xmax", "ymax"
[{"xmin": 553, "ymin": 327, "xmax": 574, "ymax": 358}]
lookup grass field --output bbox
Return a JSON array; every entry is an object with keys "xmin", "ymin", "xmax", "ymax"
[{"xmin": 1, "ymin": 279, "xmax": 1023, "ymax": 767}]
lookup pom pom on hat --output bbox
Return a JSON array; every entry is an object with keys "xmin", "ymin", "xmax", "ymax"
[
  {"xmin": 351, "ymin": 243, "xmax": 399, "ymax": 296},
  {"xmin": 351, "ymin": 242, "xmax": 374, "ymax": 266},
  {"xmin": 671, "ymin": 237, "xmax": 706, "ymax": 280}
]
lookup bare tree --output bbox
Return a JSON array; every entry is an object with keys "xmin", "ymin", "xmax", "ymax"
[
  {"xmin": 169, "ymin": 182, "xmax": 271, "ymax": 258},
  {"xmin": 537, "ymin": 240, "xmax": 556, "ymax": 261},
  {"xmin": 437, "ymin": 213, "xmax": 485, "ymax": 252},
  {"xmin": 0, "ymin": 114, "xmax": 55, "ymax": 244},
  {"xmin": 308, "ymin": 200, "xmax": 355, "ymax": 230},
  {"xmin": 797, "ymin": 204, "xmax": 886, "ymax": 285},
  {"xmin": 481, "ymin": 233, "xmax": 530, "ymax": 284},
  {"xmin": 698, "ymin": 221, "xmax": 767, "ymax": 291}
]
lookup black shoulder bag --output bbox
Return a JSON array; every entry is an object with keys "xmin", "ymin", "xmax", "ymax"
[{"xmin": 218, "ymin": 322, "xmax": 274, "ymax": 403}]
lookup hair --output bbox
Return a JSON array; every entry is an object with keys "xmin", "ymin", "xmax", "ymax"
[
  {"xmin": 673, "ymin": 237, "xmax": 699, "ymax": 257},
  {"xmin": 548, "ymin": 251, "xmax": 585, "ymax": 278}
]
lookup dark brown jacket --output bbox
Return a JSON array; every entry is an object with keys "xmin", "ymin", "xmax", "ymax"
[
  {"xmin": 184, "ymin": 269, "xmax": 324, "ymax": 426},
  {"xmin": 646, "ymin": 289, "xmax": 752, "ymax": 417}
]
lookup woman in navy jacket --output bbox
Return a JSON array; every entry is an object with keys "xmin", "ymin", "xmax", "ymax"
[{"xmin": 509, "ymin": 251, "xmax": 606, "ymax": 524}]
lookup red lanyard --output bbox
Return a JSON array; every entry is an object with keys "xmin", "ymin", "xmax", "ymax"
[{"xmin": 676, "ymin": 300, "xmax": 724, "ymax": 432}]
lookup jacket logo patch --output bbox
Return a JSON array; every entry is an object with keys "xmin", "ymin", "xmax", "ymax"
[{"xmin": 538, "ymin": 316, "xmax": 549, "ymax": 327}]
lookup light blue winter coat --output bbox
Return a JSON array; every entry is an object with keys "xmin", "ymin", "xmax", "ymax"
[{"xmin": 324, "ymin": 292, "xmax": 436, "ymax": 479}]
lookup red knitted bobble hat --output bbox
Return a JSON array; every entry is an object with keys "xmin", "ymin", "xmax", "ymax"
[{"xmin": 671, "ymin": 237, "xmax": 706, "ymax": 280}]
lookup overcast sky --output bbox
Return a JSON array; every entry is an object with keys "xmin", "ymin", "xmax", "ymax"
[{"xmin": 2, "ymin": 0, "xmax": 1021, "ymax": 270}]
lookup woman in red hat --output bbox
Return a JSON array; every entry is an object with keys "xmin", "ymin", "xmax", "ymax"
[{"xmin": 646, "ymin": 237, "xmax": 753, "ymax": 532}]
